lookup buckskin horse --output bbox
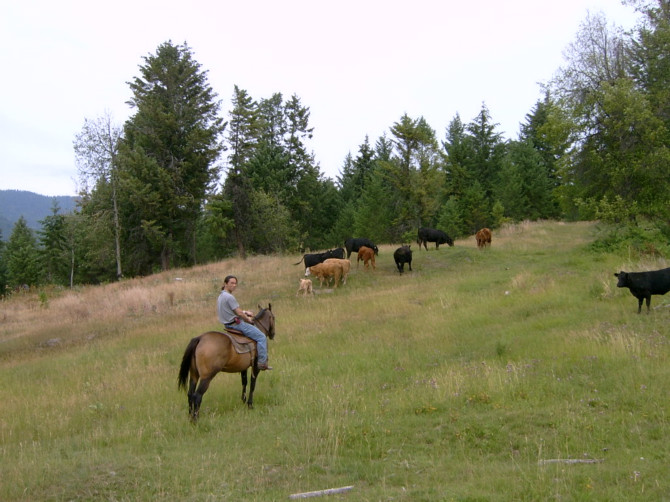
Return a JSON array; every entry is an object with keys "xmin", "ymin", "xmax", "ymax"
[{"xmin": 178, "ymin": 304, "xmax": 275, "ymax": 422}]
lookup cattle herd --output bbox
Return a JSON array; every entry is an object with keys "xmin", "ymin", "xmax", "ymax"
[
  {"xmin": 294, "ymin": 226, "xmax": 670, "ymax": 313},
  {"xmin": 294, "ymin": 227, "xmax": 493, "ymax": 291}
]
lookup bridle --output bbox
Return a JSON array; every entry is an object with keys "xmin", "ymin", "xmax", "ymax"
[{"xmin": 253, "ymin": 308, "xmax": 275, "ymax": 339}]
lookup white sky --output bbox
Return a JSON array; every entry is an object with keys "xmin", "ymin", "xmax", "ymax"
[{"xmin": 0, "ymin": 0, "xmax": 639, "ymax": 196}]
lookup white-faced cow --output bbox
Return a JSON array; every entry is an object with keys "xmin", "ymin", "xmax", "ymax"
[
  {"xmin": 393, "ymin": 245, "xmax": 412, "ymax": 273},
  {"xmin": 417, "ymin": 227, "xmax": 453, "ymax": 251},
  {"xmin": 345, "ymin": 238, "xmax": 378, "ymax": 259},
  {"xmin": 614, "ymin": 267, "xmax": 670, "ymax": 313},
  {"xmin": 294, "ymin": 247, "xmax": 345, "ymax": 274}
]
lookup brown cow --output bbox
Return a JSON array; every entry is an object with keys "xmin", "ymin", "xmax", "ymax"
[
  {"xmin": 296, "ymin": 278, "xmax": 313, "ymax": 296},
  {"xmin": 324, "ymin": 258, "xmax": 351, "ymax": 284},
  {"xmin": 307, "ymin": 261, "xmax": 344, "ymax": 288},
  {"xmin": 476, "ymin": 228, "xmax": 492, "ymax": 249},
  {"xmin": 357, "ymin": 246, "xmax": 376, "ymax": 270}
]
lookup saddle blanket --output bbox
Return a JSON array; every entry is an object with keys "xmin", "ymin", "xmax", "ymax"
[{"xmin": 221, "ymin": 329, "xmax": 255, "ymax": 354}]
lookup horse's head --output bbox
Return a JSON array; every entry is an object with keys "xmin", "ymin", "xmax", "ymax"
[{"xmin": 255, "ymin": 303, "xmax": 275, "ymax": 340}]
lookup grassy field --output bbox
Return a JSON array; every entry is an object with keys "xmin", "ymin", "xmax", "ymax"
[{"xmin": 1, "ymin": 221, "xmax": 669, "ymax": 501}]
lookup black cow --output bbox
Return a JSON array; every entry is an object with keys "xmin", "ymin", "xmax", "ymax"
[
  {"xmin": 393, "ymin": 245, "xmax": 412, "ymax": 274},
  {"xmin": 614, "ymin": 267, "xmax": 670, "ymax": 313},
  {"xmin": 294, "ymin": 247, "xmax": 345, "ymax": 273},
  {"xmin": 417, "ymin": 227, "xmax": 453, "ymax": 251},
  {"xmin": 345, "ymin": 238, "xmax": 379, "ymax": 259}
]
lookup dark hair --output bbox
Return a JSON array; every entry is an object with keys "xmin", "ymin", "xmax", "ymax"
[{"xmin": 222, "ymin": 275, "xmax": 238, "ymax": 290}]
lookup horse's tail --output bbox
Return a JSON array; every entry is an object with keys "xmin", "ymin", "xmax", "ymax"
[
  {"xmin": 178, "ymin": 336, "xmax": 200, "ymax": 390},
  {"xmin": 293, "ymin": 255, "xmax": 305, "ymax": 266}
]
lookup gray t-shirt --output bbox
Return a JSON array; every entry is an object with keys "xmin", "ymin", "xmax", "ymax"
[{"xmin": 217, "ymin": 290, "xmax": 240, "ymax": 325}]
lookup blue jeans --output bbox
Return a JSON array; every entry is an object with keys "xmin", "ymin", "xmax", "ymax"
[{"xmin": 227, "ymin": 321, "xmax": 268, "ymax": 364}]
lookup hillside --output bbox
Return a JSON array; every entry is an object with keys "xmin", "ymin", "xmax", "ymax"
[
  {"xmin": 1, "ymin": 221, "xmax": 669, "ymax": 500},
  {"xmin": 0, "ymin": 189, "xmax": 78, "ymax": 239}
]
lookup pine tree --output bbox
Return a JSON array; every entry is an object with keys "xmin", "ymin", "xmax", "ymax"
[
  {"xmin": 6, "ymin": 217, "xmax": 41, "ymax": 287},
  {"xmin": 38, "ymin": 201, "xmax": 68, "ymax": 285},
  {"xmin": 0, "ymin": 231, "xmax": 7, "ymax": 296},
  {"xmin": 121, "ymin": 41, "xmax": 225, "ymax": 271}
]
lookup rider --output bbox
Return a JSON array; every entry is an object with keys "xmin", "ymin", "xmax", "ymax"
[{"xmin": 217, "ymin": 275, "xmax": 271, "ymax": 371}]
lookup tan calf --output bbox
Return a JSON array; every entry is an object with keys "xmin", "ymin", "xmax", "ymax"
[{"xmin": 296, "ymin": 278, "xmax": 313, "ymax": 296}]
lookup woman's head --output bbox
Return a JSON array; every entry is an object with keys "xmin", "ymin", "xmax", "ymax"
[{"xmin": 222, "ymin": 275, "xmax": 238, "ymax": 291}]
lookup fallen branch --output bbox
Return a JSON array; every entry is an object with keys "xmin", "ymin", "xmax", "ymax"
[
  {"xmin": 538, "ymin": 458, "xmax": 604, "ymax": 465},
  {"xmin": 289, "ymin": 485, "xmax": 354, "ymax": 499}
]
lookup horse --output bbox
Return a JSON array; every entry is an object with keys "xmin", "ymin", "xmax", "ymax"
[{"xmin": 178, "ymin": 304, "xmax": 275, "ymax": 422}]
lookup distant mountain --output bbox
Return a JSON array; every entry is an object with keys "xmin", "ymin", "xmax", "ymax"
[{"xmin": 0, "ymin": 190, "xmax": 78, "ymax": 240}]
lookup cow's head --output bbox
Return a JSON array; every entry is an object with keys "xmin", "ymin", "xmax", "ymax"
[{"xmin": 614, "ymin": 271, "xmax": 628, "ymax": 287}]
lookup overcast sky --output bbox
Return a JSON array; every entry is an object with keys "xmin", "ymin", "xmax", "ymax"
[{"xmin": 0, "ymin": 0, "xmax": 639, "ymax": 197}]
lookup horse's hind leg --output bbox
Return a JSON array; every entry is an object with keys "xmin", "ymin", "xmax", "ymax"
[
  {"xmin": 191, "ymin": 377, "xmax": 212, "ymax": 423},
  {"xmin": 187, "ymin": 378, "xmax": 198, "ymax": 417}
]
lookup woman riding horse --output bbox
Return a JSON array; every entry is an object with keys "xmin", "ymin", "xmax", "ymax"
[{"xmin": 178, "ymin": 303, "xmax": 275, "ymax": 422}]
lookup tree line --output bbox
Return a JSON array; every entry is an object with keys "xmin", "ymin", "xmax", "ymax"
[{"xmin": 2, "ymin": 0, "xmax": 669, "ymax": 293}]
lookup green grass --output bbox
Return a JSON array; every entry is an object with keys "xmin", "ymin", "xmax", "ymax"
[{"xmin": 1, "ymin": 221, "xmax": 669, "ymax": 500}]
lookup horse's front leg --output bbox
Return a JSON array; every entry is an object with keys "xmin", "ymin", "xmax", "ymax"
[
  {"xmin": 240, "ymin": 369, "xmax": 248, "ymax": 403},
  {"xmin": 247, "ymin": 369, "xmax": 259, "ymax": 409}
]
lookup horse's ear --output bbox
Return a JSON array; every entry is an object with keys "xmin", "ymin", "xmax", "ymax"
[{"xmin": 268, "ymin": 303, "xmax": 272, "ymax": 311}]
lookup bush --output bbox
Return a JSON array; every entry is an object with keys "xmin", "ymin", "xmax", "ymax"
[{"xmin": 590, "ymin": 221, "xmax": 670, "ymax": 258}]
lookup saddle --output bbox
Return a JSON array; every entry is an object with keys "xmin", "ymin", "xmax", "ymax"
[{"xmin": 221, "ymin": 329, "xmax": 256, "ymax": 355}]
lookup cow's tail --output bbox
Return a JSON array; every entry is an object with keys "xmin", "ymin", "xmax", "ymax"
[{"xmin": 293, "ymin": 256, "xmax": 305, "ymax": 266}]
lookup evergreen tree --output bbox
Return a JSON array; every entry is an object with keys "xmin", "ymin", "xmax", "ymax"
[
  {"xmin": 631, "ymin": 0, "xmax": 670, "ymax": 128},
  {"xmin": 227, "ymin": 85, "xmax": 259, "ymax": 169},
  {"xmin": 333, "ymin": 138, "xmax": 377, "ymax": 245},
  {"xmin": 223, "ymin": 85, "xmax": 261, "ymax": 257},
  {"xmin": 437, "ymin": 196, "xmax": 464, "ymax": 238},
  {"xmin": 337, "ymin": 136, "xmax": 375, "ymax": 204},
  {"xmin": 353, "ymin": 166, "xmax": 394, "ymax": 243},
  {"xmin": 121, "ymin": 41, "xmax": 225, "ymax": 271},
  {"xmin": 6, "ymin": 217, "xmax": 41, "ymax": 287},
  {"xmin": 0, "ymin": 231, "xmax": 7, "ymax": 296},
  {"xmin": 196, "ymin": 193, "xmax": 235, "ymax": 261},
  {"xmin": 442, "ymin": 114, "xmax": 473, "ymax": 199},
  {"xmin": 519, "ymin": 93, "xmax": 569, "ymax": 187},
  {"xmin": 441, "ymin": 107, "xmax": 504, "ymax": 232},
  {"xmin": 465, "ymin": 103, "xmax": 505, "ymax": 200},
  {"xmin": 38, "ymin": 201, "xmax": 68, "ymax": 285},
  {"xmin": 499, "ymin": 141, "xmax": 558, "ymax": 220},
  {"xmin": 385, "ymin": 114, "xmax": 441, "ymax": 239},
  {"xmin": 460, "ymin": 181, "xmax": 489, "ymax": 234}
]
